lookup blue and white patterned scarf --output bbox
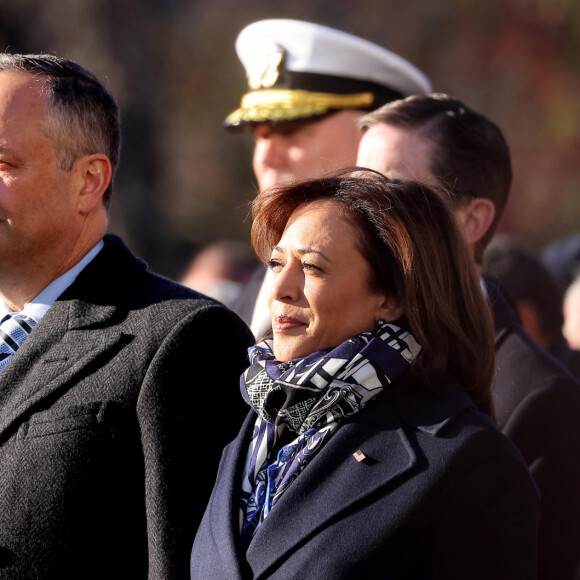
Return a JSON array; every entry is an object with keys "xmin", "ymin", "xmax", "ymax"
[{"xmin": 239, "ymin": 320, "xmax": 422, "ymax": 548}]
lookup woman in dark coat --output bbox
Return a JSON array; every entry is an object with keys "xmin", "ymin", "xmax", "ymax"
[{"xmin": 191, "ymin": 169, "xmax": 539, "ymax": 579}]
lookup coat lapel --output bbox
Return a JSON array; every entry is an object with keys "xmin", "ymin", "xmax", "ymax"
[{"xmin": 0, "ymin": 235, "xmax": 142, "ymax": 441}]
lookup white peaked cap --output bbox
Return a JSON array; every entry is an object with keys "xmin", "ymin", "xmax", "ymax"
[{"xmin": 225, "ymin": 19, "xmax": 432, "ymax": 128}]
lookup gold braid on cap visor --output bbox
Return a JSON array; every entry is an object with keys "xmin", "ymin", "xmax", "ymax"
[{"xmin": 226, "ymin": 89, "xmax": 374, "ymax": 124}]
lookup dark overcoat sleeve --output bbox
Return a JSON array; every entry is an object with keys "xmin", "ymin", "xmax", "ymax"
[{"xmin": 137, "ymin": 304, "xmax": 252, "ymax": 579}]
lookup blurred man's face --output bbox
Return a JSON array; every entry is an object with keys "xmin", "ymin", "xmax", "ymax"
[
  {"xmin": 357, "ymin": 122, "xmax": 489, "ymax": 262},
  {"xmin": 356, "ymin": 123, "xmax": 436, "ymax": 185},
  {"xmin": 252, "ymin": 109, "xmax": 363, "ymax": 191},
  {"xmin": 563, "ymin": 284, "xmax": 580, "ymax": 351}
]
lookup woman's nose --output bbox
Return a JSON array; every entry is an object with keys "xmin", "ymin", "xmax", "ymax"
[{"xmin": 271, "ymin": 263, "xmax": 301, "ymax": 303}]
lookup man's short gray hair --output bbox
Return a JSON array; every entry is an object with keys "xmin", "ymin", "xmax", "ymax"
[{"xmin": 0, "ymin": 53, "xmax": 121, "ymax": 209}]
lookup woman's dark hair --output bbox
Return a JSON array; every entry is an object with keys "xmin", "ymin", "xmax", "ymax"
[{"xmin": 251, "ymin": 168, "xmax": 495, "ymax": 418}]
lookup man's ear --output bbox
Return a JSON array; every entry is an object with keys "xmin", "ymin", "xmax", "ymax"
[
  {"xmin": 454, "ymin": 197, "xmax": 496, "ymax": 247},
  {"xmin": 75, "ymin": 153, "xmax": 112, "ymax": 214}
]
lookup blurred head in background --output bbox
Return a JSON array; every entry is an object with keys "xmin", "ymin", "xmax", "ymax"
[
  {"xmin": 180, "ymin": 240, "xmax": 259, "ymax": 307},
  {"xmin": 483, "ymin": 235, "xmax": 564, "ymax": 351},
  {"xmin": 357, "ymin": 93, "xmax": 512, "ymax": 265},
  {"xmin": 564, "ymin": 277, "xmax": 580, "ymax": 352},
  {"xmin": 542, "ymin": 233, "xmax": 580, "ymax": 294}
]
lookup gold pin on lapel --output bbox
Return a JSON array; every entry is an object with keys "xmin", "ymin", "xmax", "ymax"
[{"xmin": 352, "ymin": 449, "xmax": 366, "ymax": 463}]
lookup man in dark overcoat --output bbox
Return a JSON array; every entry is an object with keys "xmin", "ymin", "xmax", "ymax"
[{"xmin": 0, "ymin": 53, "xmax": 253, "ymax": 579}]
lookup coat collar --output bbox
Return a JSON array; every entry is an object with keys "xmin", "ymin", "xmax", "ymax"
[
  {"xmin": 59, "ymin": 234, "xmax": 147, "ymax": 329},
  {"xmin": 482, "ymin": 274, "xmax": 520, "ymax": 337},
  {"xmin": 389, "ymin": 374, "xmax": 476, "ymax": 435},
  {"xmin": 207, "ymin": 376, "xmax": 475, "ymax": 578},
  {"xmin": 0, "ymin": 235, "xmax": 143, "ymax": 440}
]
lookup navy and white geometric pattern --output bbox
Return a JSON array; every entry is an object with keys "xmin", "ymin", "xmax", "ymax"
[
  {"xmin": 239, "ymin": 320, "xmax": 421, "ymax": 547},
  {"xmin": 0, "ymin": 313, "xmax": 37, "ymax": 371}
]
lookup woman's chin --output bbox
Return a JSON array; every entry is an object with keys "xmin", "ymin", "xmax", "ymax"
[{"xmin": 272, "ymin": 337, "xmax": 310, "ymax": 362}]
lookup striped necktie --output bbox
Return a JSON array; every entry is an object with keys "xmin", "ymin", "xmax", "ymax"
[{"xmin": 0, "ymin": 313, "xmax": 37, "ymax": 371}]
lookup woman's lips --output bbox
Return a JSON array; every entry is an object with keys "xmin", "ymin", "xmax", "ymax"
[{"xmin": 273, "ymin": 315, "xmax": 306, "ymax": 331}]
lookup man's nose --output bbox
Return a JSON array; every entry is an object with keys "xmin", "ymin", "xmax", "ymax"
[{"xmin": 254, "ymin": 132, "xmax": 287, "ymax": 170}]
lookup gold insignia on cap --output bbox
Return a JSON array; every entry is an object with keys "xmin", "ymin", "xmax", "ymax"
[
  {"xmin": 225, "ymin": 89, "xmax": 374, "ymax": 126},
  {"xmin": 248, "ymin": 47, "xmax": 284, "ymax": 90}
]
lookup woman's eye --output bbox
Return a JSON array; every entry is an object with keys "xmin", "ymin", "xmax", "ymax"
[
  {"xmin": 303, "ymin": 262, "xmax": 322, "ymax": 273},
  {"xmin": 267, "ymin": 259, "xmax": 283, "ymax": 271}
]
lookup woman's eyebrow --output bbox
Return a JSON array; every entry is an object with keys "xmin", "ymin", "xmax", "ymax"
[
  {"xmin": 297, "ymin": 247, "xmax": 331, "ymax": 263},
  {"xmin": 272, "ymin": 245, "xmax": 331, "ymax": 263}
]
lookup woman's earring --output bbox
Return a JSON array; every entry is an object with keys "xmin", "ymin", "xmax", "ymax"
[{"xmin": 376, "ymin": 319, "xmax": 386, "ymax": 329}]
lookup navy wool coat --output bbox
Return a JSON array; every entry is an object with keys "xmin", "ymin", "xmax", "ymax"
[
  {"xmin": 191, "ymin": 376, "xmax": 539, "ymax": 579},
  {"xmin": 0, "ymin": 235, "xmax": 254, "ymax": 580}
]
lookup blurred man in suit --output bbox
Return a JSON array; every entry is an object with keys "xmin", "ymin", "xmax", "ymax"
[
  {"xmin": 357, "ymin": 93, "xmax": 580, "ymax": 580},
  {"xmin": 0, "ymin": 53, "xmax": 252, "ymax": 579},
  {"xmin": 226, "ymin": 19, "xmax": 431, "ymax": 338}
]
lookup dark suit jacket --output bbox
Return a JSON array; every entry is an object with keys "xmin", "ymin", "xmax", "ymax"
[
  {"xmin": 487, "ymin": 280, "xmax": 580, "ymax": 580},
  {"xmin": 191, "ymin": 377, "xmax": 539, "ymax": 579},
  {"xmin": 0, "ymin": 235, "xmax": 253, "ymax": 580}
]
